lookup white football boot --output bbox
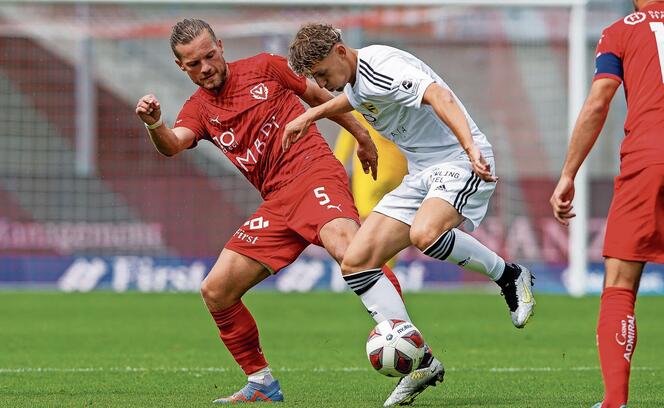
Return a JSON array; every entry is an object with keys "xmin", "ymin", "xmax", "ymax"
[
  {"xmin": 500, "ymin": 263, "xmax": 535, "ymax": 328},
  {"xmin": 384, "ymin": 349, "xmax": 445, "ymax": 407}
]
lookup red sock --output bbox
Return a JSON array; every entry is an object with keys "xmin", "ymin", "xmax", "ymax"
[
  {"xmin": 381, "ymin": 265, "xmax": 403, "ymax": 299},
  {"xmin": 210, "ymin": 301, "xmax": 268, "ymax": 375},
  {"xmin": 597, "ymin": 287, "xmax": 637, "ymax": 408}
]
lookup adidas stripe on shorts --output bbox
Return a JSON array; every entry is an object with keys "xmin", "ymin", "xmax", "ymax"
[{"xmin": 372, "ymin": 158, "xmax": 496, "ymax": 231}]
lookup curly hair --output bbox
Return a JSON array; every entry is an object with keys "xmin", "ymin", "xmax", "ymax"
[
  {"xmin": 288, "ymin": 23, "xmax": 342, "ymax": 76},
  {"xmin": 170, "ymin": 19, "xmax": 217, "ymax": 59}
]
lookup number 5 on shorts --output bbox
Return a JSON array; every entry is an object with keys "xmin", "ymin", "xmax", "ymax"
[{"xmin": 314, "ymin": 186, "xmax": 330, "ymax": 205}]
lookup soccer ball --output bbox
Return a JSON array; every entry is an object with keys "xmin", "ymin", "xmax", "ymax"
[{"xmin": 365, "ymin": 319, "xmax": 426, "ymax": 377}]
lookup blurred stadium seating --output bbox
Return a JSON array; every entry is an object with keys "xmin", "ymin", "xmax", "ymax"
[{"xmin": 1, "ymin": 1, "xmax": 661, "ymax": 293}]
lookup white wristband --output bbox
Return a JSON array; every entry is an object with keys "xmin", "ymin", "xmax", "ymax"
[{"xmin": 144, "ymin": 117, "xmax": 163, "ymax": 130}]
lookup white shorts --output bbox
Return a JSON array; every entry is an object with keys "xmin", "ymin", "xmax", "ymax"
[{"xmin": 372, "ymin": 159, "xmax": 496, "ymax": 231}]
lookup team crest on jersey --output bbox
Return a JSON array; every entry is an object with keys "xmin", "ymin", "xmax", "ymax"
[
  {"xmin": 361, "ymin": 102, "xmax": 379, "ymax": 114},
  {"xmin": 250, "ymin": 83, "xmax": 269, "ymax": 100},
  {"xmin": 624, "ymin": 12, "xmax": 646, "ymax": 25}
]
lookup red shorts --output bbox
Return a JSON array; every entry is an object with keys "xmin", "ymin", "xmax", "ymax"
[
  {"xmin": 603, "ymin": 165, "xmax": 664, "ymax": 263},
  {"xmin": 225, "ymin": 157, "xmax": 360, "ymax": 272}
]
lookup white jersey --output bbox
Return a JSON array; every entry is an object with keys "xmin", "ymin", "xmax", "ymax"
[{"xmin": 344, "ymin": 45, "xmax": 493, "ymax": 174}]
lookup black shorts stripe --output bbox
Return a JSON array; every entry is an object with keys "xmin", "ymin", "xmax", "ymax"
[
  {"xmin": 453, "ymin": 173, "xmax": 477, "ymax": 210},
  {"xmin": 359, "ymin": 59, "xmax": 394, "ymax": 82},
  {"xmin": 458, "ymin": 175, "xmax": 481, "ymax": 214}
]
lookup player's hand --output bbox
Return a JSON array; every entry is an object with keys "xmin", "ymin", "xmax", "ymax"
[
  {"xmin": 550, "ymin": 175, "xmax": 576, "ymax": 226},
  {"xmin": 356, "ymin": 134, "xmax": 378, "ymax": 180},
  {"xmin": 135, "ymin": 94, "xmax": 162, "ymax": 126},
  {"xmin": 467, "ymin": 146, "xmax": 497, "ymax": 182},
  {"xmin": 282, "ymin": 114, "xmax": 312, "ymax": 152}
]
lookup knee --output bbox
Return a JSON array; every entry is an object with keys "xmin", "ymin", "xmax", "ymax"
[
  {"xmin": 200, "ymin": 274, "xmax": 236, "ymax": 310},
  {"xmin": 341, "ymin": 250, "xmax": 371, "ymax": 275},
  {"xmin": 604, "ymin": 273, "xmax": 640, "ymax": 292},
  {"xmin": 410, "ymin": 225, "xmax": 445, "ymax": 251},
  {"xmin": 329, "ymin": 242, "xmax": 348, "ymax": 265},
  {"xmin": 321, "ymin": 219, "xmax": 357, "ymax": 264},
  {"xmin": 604, "ymin": 258, "xmax": 643, "ymax": 292},
  {"xmin": 200, "ymin": 275, "xmax": 219, "ymax": 303}
]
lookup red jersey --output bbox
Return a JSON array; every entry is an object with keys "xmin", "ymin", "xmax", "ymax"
[
  {"xmin": 594, "ymin": 3, "xmax": 664, "ymax": 173},
  {"xmin": 176, "ymin": 53, "xmax": 332, "ymax": 197}
]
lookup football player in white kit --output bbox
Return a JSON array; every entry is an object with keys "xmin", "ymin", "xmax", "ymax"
[{"xmin": 284, "ymin": 24, "xmax": 535, "ymax": 406}]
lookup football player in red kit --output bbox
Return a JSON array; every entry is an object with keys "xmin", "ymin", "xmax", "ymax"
[
  {"xmin": 551, "ymin": 1, "xmax": 664, "ymax": 407},
  {"xmin": 135, "ymin": 19, "xmax": 407, "ymax": 403}
]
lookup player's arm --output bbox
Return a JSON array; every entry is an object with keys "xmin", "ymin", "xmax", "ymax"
[
  {"xmin": 295, "ymin": 81, "xmax": 377, "ymax": 179},
  {"xmin": 135, "ymin": 94, "xmax": 196, "ymax": 157},
  {"xmin": 550, "ymin": 77, "xmax": 620, "ymax": 225},
  {"xmin": 422, "ymin": 83, "xmax": 496, "ymax": 182}
]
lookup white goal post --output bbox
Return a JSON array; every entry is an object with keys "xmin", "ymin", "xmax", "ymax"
[{"xmin": 12, "ymin": 0, "xmax": 591, "ymax": 296}]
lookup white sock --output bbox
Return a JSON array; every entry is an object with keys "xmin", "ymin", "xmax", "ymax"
[
  {"xmin": 343, "ymin": 269, "xmax": 411, "ymax": 323},
  {"xmin": 248, "ymin": 366, "xmax": 274, "ymax": 385},
  {"xmin": 423, "ymin": 228, "xmax": 505, "ymax": 281}
]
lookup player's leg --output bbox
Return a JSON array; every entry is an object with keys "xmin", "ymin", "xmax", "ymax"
[
  {"xmin": 411, "ymin": 197, "xmax": 513, "ymax": 280},
  {"xmin": 594, "ymin": 166, "xmax": 664, "ymax": 408},
  {"xmin": 201, "ymin": 248, "xmax": 285, "ymax": 403},
  {"xmin": 289, "ymin": 159, "xmax": 405, "ymax": 314},
  {"xmin": 318, "ymin": 216, "xmax": 403, "ymax": 297},
  {"xmin": 338, "ymin": 211, "xmax": 445, "ymax": 408},
  {"xmin": 320, "ymin": 212, "xmax": 412, "ymax": 323},
  {"xmin": 410, "ymin": 162, "xmax": 534, "ymax": 328},
  {"xmin": 205, "ymin": 203, "xmax": 308, "ymax": 404},
  {"xmin": 595, "ymin": 258, "xmax": 643, "ymax": 408},
  {"xmin": 411, "ymin": 198, "xmax": 534, "ymax": 328}
]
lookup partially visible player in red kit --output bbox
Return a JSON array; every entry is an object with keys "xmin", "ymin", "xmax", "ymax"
[
  {"xmin": 551, "ymin": 1, "xmax": 664, "ymax": 407},
  {"xmin": 135, "ymin": 19, "xmax": 407, "ymax": 404}
]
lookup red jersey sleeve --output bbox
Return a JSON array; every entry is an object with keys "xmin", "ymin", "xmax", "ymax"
[
  {"xmin": 175, "ymin": 96, "xmax": 207, "ymax": 148},
  {"xmin": 264, "ymin": 53, "xmax": 308, "ymax": 96},
  {"xmin": 594, "ymin": 25, "xmax": 624, "ymax": 83}
]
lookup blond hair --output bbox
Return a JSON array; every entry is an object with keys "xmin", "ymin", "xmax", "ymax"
[{"xmin": 288, "ymin": 23, "xmax": 342, "ymax": 75}]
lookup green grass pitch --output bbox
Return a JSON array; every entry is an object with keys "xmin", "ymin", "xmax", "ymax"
[{"xmin": 1, "ymin": 291, "xmax": 662, "ymax": 407}]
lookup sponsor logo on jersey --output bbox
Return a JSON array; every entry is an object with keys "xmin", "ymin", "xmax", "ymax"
[
  {"xmin": 233, "ymin": 228, "xmax": 260, "ymax": 245},
  {"xmin": 389, "ymin": 126, "xmax": 408, "ymax": 140},
  {"xmin": 250, "ymin": 83, "xmax": 269, "ymax": 100},
  {"xmin": 648, "ymin": 10, "xmax": 664, "ymax": 19},
  {"xmin": 243, "ymin": 216, "xmax": 270, "ymax": 230},
  {"xmin": 361, "ymin": 102, "xmax": 379, "ymax": 114},
  {"xmin": 624, "ymin": 12, "xmax": 646, "ymax": 25},
  {"xmin": 362, "ymin": 113, "xmax": 377, "ymax": 123},
  {"xmin": 212, "ymin": 128, "xmax": 239, "ymax": 153}
]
